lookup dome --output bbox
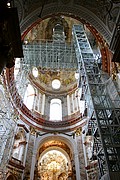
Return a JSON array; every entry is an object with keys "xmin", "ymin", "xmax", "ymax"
[{"xmin": 6, "ymin": 15, "xmax": 103, "ymax": 132}]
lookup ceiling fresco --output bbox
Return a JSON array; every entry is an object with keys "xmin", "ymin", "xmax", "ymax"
[
  {"xmin": 39, "ymin": 140, "xmax": 70, "ymax": 155},
  {"xmin": 23, "ymin": 16, "xmax": 99, "ymax": 93}
]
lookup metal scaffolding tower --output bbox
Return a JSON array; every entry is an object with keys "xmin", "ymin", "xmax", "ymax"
[
  {"xmin": 0, "ymin": 80, "xmax": 17, "ymax": 179},
  {"xmin": 72, "ymin": 25, "xmax": 120, "ymax": 179}
]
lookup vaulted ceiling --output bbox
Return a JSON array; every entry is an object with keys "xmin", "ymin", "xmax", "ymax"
[{"xmin": 15, "ymin": 0, "xmax": 120, "ymax": 45}]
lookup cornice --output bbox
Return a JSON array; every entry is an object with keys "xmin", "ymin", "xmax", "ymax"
[{"xmin": 20, "ymin": 4, "xmax": 112, "ymax": 44}]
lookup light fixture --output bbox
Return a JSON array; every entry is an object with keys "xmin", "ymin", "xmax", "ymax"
[
  {"xmin": 7, "ymin": 2, "xmax": 11, "ymax": 7},
  {"xmin": 24, "ymin": 40, "xmax": 28, "ymax": 44},
  {"xmin": 52, "ymin": 79, "xmax": 61, "ymax": 89}
]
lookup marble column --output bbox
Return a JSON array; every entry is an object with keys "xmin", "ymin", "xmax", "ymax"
[
  {"xmin": 73, "ymin": 137, "xmax": 81, "ymax": 180},
  {"xmin": 74, "ymin": 151, "xmax": 81, "ymax": 180}
]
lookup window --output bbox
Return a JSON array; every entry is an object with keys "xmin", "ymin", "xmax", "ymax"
[
  {"xmin": 32, "ymin": 67, "xmax": 38, "ymax": 77},
  {"xmin": 50, "ymin": 99, "xmax": 62, "ymax": 121},
  {"xmin": 53, "ymin": 23, "xmax": 65, "ymax": 42},
  {"xmin": 23, "ymin": 84, "xmax": 35, "ymax": 110},
  {"xmin": 53, "ymin": 24, "xmax": 64, "ymax": 35},
  {"xmin": 52, "ymin": 79, "xmax": 61, "ymax": 90}
]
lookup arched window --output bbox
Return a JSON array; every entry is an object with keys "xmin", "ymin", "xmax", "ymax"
[
  {"xmin": 50, "ymin": 99, "xmax": 62, "ymax": 121},
  {"xmin": 23, "ymin": 84, "xmax": 35, "ymax": 110},
  {"xmin": 53, "ymin": 23, "xmax": 65, "ymax": 42},
  {"xmin": 53, "ymin": 24, "xmax": 64, "ymax": 35}
]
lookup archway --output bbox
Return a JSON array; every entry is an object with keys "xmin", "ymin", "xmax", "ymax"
[
  {"xmin": 32, "ymin": 136, "xmax": 77, "ymax": 180},
  {"xmin": 6, "ymin": 174, "xmax": 17, "ymax": 180}
]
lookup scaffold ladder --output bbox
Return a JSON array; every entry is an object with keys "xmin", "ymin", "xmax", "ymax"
[{"xmin": 72, "ymin": 24, "xmax": 120, "ymax": 179}]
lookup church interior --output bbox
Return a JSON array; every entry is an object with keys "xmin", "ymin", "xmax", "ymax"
[{"xmin": 0, "ymin": 0, "xmax": 120, "ymax": 180}]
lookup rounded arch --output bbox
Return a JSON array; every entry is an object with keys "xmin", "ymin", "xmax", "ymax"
[
  {"xmin": 37, "ymin": 147, "xmax": 69, "ymax": 180},
  {"xmin": 45, "ymin": 16, "xmax": 69, "ymax": 40},
  {"xmin": 36, "ymin": 134, "xmax": 76, "ymax": 155},
  {"xmin": 35, "ymin": 136, "xmax": 75, "ymax": 180},
  {"xmin": 58, "ymin": 172, "xmax": 68, "ymax": 179},
  {"xmin": 38, "ymin": 146, "xmax": 72, "ymax": 170},
  {"xmin": 6, "ymin": 174, "xmax": 17, "ymax": 180},
  {"xmin": 38, "ymin": 146, "xmax": 72, "ymax": 176}
]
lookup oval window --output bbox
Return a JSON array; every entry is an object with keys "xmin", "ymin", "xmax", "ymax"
[{"xmin": 52, "ymin": 79, "xmax": 61, "ymax": 90}]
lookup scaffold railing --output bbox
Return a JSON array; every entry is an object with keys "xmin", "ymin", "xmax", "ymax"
[{"xmin": 72, "ymin": 24, "xmax": 120, "ymax": 179}]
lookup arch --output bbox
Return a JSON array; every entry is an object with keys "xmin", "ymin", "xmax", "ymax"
[
  {"xmin": 38, "ymin": 146, "xmax": 72, "ymax": 171},
  {"xmin": 58, "ymin": 172, "xmax": 68, "ymax": 180},
  {"xmin": 30, "ymin": 134, "xmax": 77, "ymax": 180},
  {"xmin": 38, "ymin": 148, "xmax": 70, "ymax": 179},
  {"xmin": 6, "ymin": 174, "xmax": 17, "ymax": 180},
  {"xmin": 36, "ymin": 134, "xmax": 76, "ymax": 155},
  {"xmin": 45, "ymin": 16, "xmax": 69, "ymax": 40},
  {"xmin": 5, "ymin": 2, "xmax": 112, "ymax": 131},
  {"xmin": 34, "ymin": 136, "xmax": 76, "ymax": 180}
]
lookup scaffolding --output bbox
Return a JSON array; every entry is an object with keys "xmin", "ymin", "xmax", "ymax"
[
  {"xmin": 14, "ymin": 58, "xmax": 29, "ymax": 100},
  {"xmin": 0, "ymin": 78, "xmax": 17, "ymax": 179},
  {"xmin": 23, "ymin": 40, "xmax": 77, "ymax": 71},
  {"xmin": 72, "ymin": 25, "xmax": 120, "ymax": 179},
  {"xmin": 14, "ymin": 41, "xmax": 78, "ymax": 104}
]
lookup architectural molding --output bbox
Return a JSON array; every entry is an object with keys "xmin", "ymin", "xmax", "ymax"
[{"xmin": 20, "ymin": 4, "xmax": 112, "ymax": 44}]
